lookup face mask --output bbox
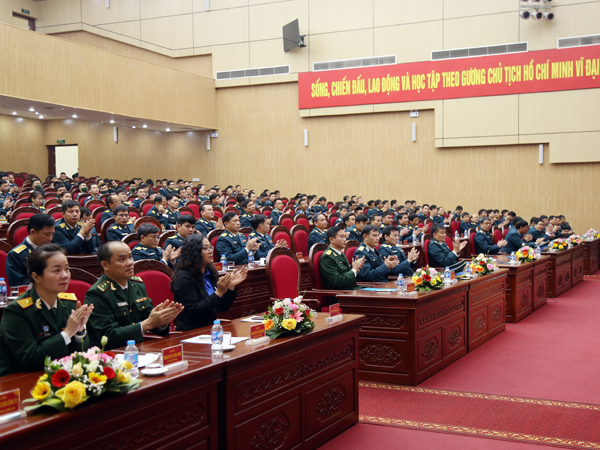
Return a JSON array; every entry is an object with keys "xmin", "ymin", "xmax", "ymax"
[
  {"xmin": 35, "ymin": 185, "xmax": 43, "ymax": 190},
  {"xmin": 80, "ymin": 187, "xmax": 88, "ymax": 192}
]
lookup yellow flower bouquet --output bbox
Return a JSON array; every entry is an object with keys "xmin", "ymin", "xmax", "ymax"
[
  {"xmin": 516, "ymin": 246, "xmax": 538, "ymax": 263},
  {"xmin": 23, "ymin": 337, "xmax": 142, "ymax": 413},
  {"xmin": 551, "ymin": 239, "xmax": 568, "ymax": 252},
  {"xmin": 263, "ymin": 296, "xmax": 317, "ymax": 339},
  {"xmin": 412, "ymin": 266, "xmax": 443, "ymax": 291}
]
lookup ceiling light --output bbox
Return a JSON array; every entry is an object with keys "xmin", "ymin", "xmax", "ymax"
[
  {"xmin": 132, "ymin": 126, "xmax": 136, "ymax": 129},
  {"xmin": 29, "ymin": 107, "xmax": 35, "ymax": 112},
  {"xmin": 12, "ymin": 112, "xmax": 16, "ymax": 115},
  {"xmin": 142, "ymin": 124, "xmax": 147, "ymax": 128},
  {"xmin": 72, "ymin": 114, "xmax": 78, "ymax": 118},
  {"xmin": 110, "ymin": 119, "xmax": 115, "ymax": 124},
  {"xmin": 39, "ymin": 115, "xmax": 44, "ymax": 119},
  {"xmin": 35, "ymin": 112, "xmax": 39, "ymax": 115},
  {"xmin": 166, "ymin": 128, "xmax": 170, "ymax": 132}
]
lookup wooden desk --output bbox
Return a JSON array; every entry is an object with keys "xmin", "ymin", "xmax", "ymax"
[
  {"xmin": 336, "ymin": 270, "xmax": 507, "ymax": 385},
  {"xmin": 497, "ymin": 256, "xmax": 549, "ymax": 323},
  {"xmin": 542, "ymin": 248, "xmax": 574, "ymax": 298},
  {"xmin": 571, "ymin": 245, "xmax": 585, "ymax": 288},
  {"xmin": 123, "ymin": 314, "xmax": 363, "ymax": 450},
  {"xmin": 67, "ymin": 254, "xmax": 103, "ymax": 277},
  {"xmin": 0, "ymin": 357, "xmax": 224, "ymax": 450},
  {"xmin": 583, "ymin": 239, "xmax": 600, "ymax": 275}
]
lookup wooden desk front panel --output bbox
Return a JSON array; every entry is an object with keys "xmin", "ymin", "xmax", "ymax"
[
  {"xmin": 467, "ymin": 272, "xmax": 506, "ymax": 351},
  {"xmin": 571, "ymin": 246, "xmax": 585, "ymax": 287},
  {"xmin": 544, "ymin": 251, "xmax": 572, "ymax": 298},
  {"xmin": 67, "ymin": 254, "xmax": 104, "ymax": 276},
  {"xmin": 583, "ymin": 240, "xmax": 599, "ymax": 275},
  {"xmin": 504, "ymin": 264, "xmax": 534, "ymax": 324},
  {"xmin": 532, "ymin": 259, "xmax": 549, "ymax": 311}
]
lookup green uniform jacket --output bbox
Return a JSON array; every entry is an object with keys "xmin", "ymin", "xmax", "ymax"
[
  {"xmin": 0, "ymin": 289, "xmax": 89, "ymax": 376},
  {"xmin": 84, "ymin": 274, "xmax": 167, "ymax": 350},
  {"xmin": 318, "ymin": 246, "xmax": 358, "ymax": 290}
]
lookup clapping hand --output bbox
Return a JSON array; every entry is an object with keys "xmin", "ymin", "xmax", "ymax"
[
  {"xmin": 352, "ymin": 256, "xmax": 365, "ymax": 272},
  {"xmin": 143, "ymin": 300, "xmax": 184, "ymax": 331},
  {"xmin": 64, "ymin": 302, "xmax": 94, "ymax": 337},
  {"xmin": 246, "ymin": 237, "xmax": 260, "ymax": 252},
  {"xmin": 229, "ymin": 267, "xmax": 248, "ymax": 289},
  {"xmin": 497, "ymin": 239, "xmax": 508, "ymax": 248},
  {"xmin": 384, "ymin": 255, "xmax": 399, "ymax": 269},
  {"xmin": 407, "ymin": 247, "xmax": 419, "ymax": 263},
  {"xmin": 216, "ymin": 272, "xmax": 233, "ymax": 296}
]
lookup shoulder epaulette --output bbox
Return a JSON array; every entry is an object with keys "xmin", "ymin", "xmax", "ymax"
[
  {"xmin": 58, "ymin": 292, "xmax": 77, "ymax": 301},
  {"xmin": 13, "ymin": 244, "xmax": 28, "ymax": 254},
  {"xmin": 358, "ymin": 246, "xmax": 364, "ymax": 251},
  {"xmin": 97, "ymin": 281, "xmax": 110, "ymax": 292},
  {"xmin": 134, "ymin": 246, "xmax": 143, "ymax": 250},
  {"xmin": 130, "ymin": 276, "xmax": 144, "ymax": 283},
  {"xmin": 16, "ymin": 297, "xmax": 33, "ymax": 309},
  {"xmin": 59, "ymin": 223, "xmax": 66, "ymax": 228},
  {"xmin": 325, "ymin": 250, "xmax": 332, "ymax": 255},
  {"xmin": 167, "ymin": 235, "xmax": 177, "ymax": 239},
  {"xmin": 105, "ymin": 209, "xmax": 110, "ymax": 213},
  {"xmin": 111, "ymin": 225, "xmax": 118, "ymax": 230}
]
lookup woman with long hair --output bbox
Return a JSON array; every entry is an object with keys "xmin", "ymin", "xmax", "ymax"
[
  {"xmin": 171, "ymin": 234, "xmax": 247, "ymax": 331},
  {"xmin": 0, "ymin": 244, "xmax": 93, "ymax": 376}
]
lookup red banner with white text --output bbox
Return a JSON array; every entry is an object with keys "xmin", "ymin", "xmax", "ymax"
[{"xmin": 298, "ymin": 46, "xmax": 600, "ymax": 109}]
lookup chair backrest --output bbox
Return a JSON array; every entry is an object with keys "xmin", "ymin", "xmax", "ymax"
[
  {"xmin": 158, "ymin": 230, "xmax": 177, "ymax": 248},
  {"xmin": 13, "ymin": 175, "xmax": 24, "ymax": 187},
  {"xmin": 127, "ymin": 207, "xmax": 141, "ymax": 220},
  {"xmin": 178, "ymin": 206, "xmax": 195, "ymax": 219},
  {"xmin": 142, "ymin": 203, "xmax": 153, "ymax": 216},
  {"xmin": 345, "ymin": 239, "xmax": 360, "ymax": 262},
  {"xmin": 122, "ymin": 233, "xmax": 140, "ymax": 249},
  {"xmin": 328, "ymin": 213, "xmax": 339, "ymax": 227},
  {"xmin": 294, "ymin": 213, "xmax": 310, "ymax": 229},
  {"xmin": 290, "ymin": 224, "xmax": 309, "ymax": 257},
  {"xmin": 213, "ymin": 209, "xmax": 223, "ymax": 220},
  {"xmin": 86, "ymin": 200, "xmax": 105, "ymax": 213},
  {"xmin": 9, "ymin": 207, "xmax": 40, "ymax": 222},
  {"xmin": 100, "ymin": 218, "xmax": 116, "ymax": 243},
  {"xmin": 308, "ymin": 243, "xmax": 328, "ymax": 290},
  {"xmin": 208, "ymin": 228, "xmax": 225, "ymax": 262},
  {"xmin": 78, "ymin": 195, "xmax": 90, "ymax": 206},
  {"xmin": 133, "ymin": 260, "xmax": 174, "ymax": 307},
  {"xmin": 13, "ymin": 199, "xmax": 30, "ymax": 209},
  {"xmin": 7, "ymin": 218, "xmax": 30, "ymax": 248},
  {"xmin": 279, "ymin": 214, "xmax": 294, "ymax": 231},
  {"xmin": 493, "ymin": 227, "xmax": 502, "ymax": 245},
  {"xmin": 503, "ymin": 227, "xmax": 508, "ymax": 238},
  {"xmin": 450, "ymin": 220, "xmax": 459, "ymax": 237},
  {"xmin": 186, "ymin": 203, "xmax": 200, "ymax": 219},
  {"xmin": 0, "ymin": 241, "xmax": 13, "ymax": 291},
  {"xmin": 134, "ymin": 216, "xmax": 161, "ymax": 231},
  {"xmin": 423, "ymin": 239, "xmax": 431, "ymax": 266},
  {"xmin": 44, "ymin": 198, "xmax": 61, "ymax": 208},
  {"xmin": 224, "ymin": 206, "xmax": 239, "ymax": 214},
  {"xmin": 66, "ymin": 268, "xmax": 98, "ymax": 302},
  {"xmin": 265, "ymin": 247, "xmax": 300, "ymax": 299},
  {"xmin": 469, "ymin": 229, "xmax": 477, "ymax": 256},
  {"xmin": 444, "ymin": 236, "xmax": 453, "ymax": 249},
  {"xmin": 270, "ymin": 226, "xmax": 292, "ymax": 250}
]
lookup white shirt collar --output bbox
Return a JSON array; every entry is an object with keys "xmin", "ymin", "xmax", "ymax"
[
  {"xmin": 331, "ymin": 247, "xmax": 343, "ymax": 255},
  {"xmin": 40, "ymin": 296, "xmax": 57, "ymax": 310},
  {"xmin": 26, "ymin": 236, "xmax": 38, "ymax": 249}
]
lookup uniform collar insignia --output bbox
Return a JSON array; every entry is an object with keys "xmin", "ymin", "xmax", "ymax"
[
  {"xmin": 35, "ymin": 298, "xmax": 42, "ymax": 310},
  {"xmin": 110, "ymin": 283, "xmax": 117, "ymax": 291}
]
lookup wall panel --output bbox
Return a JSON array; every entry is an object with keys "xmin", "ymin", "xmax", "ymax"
[{"xmin": 0, "ymin": 114, "xmax": 46, "ymax": 177}]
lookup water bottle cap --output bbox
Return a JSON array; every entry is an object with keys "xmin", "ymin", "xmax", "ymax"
[
  {"xmin": 127, "ymin": 340, "xmax": 135, "ymax": 346},
  {"xmin": 0, "ymin": 278, "xmax": 4, "ymax": 281},
  {"xmin": 214, "ymin": 320, "xmax": 220, "ymax": 325}
]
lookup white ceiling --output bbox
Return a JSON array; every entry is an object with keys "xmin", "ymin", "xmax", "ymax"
[{"xmin": 0, "ymin": 95, "xmax": 211, "ymax": 133}]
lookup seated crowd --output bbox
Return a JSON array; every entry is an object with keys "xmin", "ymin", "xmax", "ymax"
[{"xmin": 0, "ymin": 171, "xmax": 577, "ymax": 377}]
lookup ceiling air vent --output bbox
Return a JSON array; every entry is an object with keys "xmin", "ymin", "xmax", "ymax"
[
  {"xmin": 216, "ymin": 65, "xmax": 290, "ymax": 80},
  {"xmin": 313, "ymin": 55, "xmax": 396, "ymax": 72},
  {"xmin": 432, "ymin": 42, "xmax": 527, "ymax": 60},
  {"xmin": 558, "ymin": 34, "xmax": 600, "ymax": 49}
]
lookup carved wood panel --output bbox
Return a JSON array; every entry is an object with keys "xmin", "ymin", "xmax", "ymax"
[
  {"xmin": 235, "ymin": 399, "xmax": 300, "ymax": 450},
  {"xmin": 417, "ymin": 331, "xmax": 442, "ymax": 372}
]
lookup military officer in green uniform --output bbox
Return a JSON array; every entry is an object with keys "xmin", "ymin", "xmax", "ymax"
[
  {"xmin": 106, "ymin": 205, "xmax": 135, "ymax": 241},
  {"xmin": 195, "ymin": 204, "xmax": 223, "ymax": 235},
  {"xmin": 6, "ymin": 214, "xmax": 56, "ymax": 288},
  {"xmin": 248, "ymin": 214, "xmax": 287, "ymax": 259},
  {"xmin": 353, "ymin": 225, "xmax": 400, "ymax": 282},
  {"xmin": 0, "ymin": 244, "xmax": 93, "ymax": 376},
  {"xmin": 379, "ymin": 226, "xmax": 420, "ymax": 277},
  {"xmin": 216, "ymin": 212, "xmax": 260, "ymax": 264},
  {"xmin": 85, "ymin": 241, "xmax": 184, "ymax": 349},
  {"xmin": 52, "ymin": 200, "xmax": 96, "ymax": 254},
  {"xmin": 132, "ymin": 223, "xmax": 180, "ymax": 265},
  {"xmin": 308, "ymin": 214, "xmax": 328, "ymax": 248},
  {"xmin": 318, "ymin": 226, "xmax": 365, "ymax": 290},
  {"xmin": 239, "ymin": 199, "xmax": 256, "ymax": 228}
]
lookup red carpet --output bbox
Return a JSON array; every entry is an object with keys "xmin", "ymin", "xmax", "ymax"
[{"xmin": 359, "ymin": 382, "xmax": 600, "ymax": 449}]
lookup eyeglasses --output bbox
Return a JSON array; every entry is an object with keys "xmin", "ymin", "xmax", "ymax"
[{"xmin": 202, "ymin": 246, "xmax": 214, "ymax": 252}]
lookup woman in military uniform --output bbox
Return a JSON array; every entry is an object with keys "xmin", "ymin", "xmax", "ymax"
[{"xmin": 0, "ymin": 244, "xmax": 93, "ymax": 376}]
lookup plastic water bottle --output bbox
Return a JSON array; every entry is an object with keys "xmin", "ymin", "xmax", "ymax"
[
  {"xmin": 444, "ymin": 267, "xmax": 451, "ymax": 284},
  {"xmin": 124, "ymin": 340, "xmax": 139, "ymax": 379},
  {"xmin": 510, "ymin": 252, "xmax": 516, "ymax": 264},
  {"xmin": 464, "ymin": 229, "xmax": 469, "ymax": 238},
  {"xmin": 396, "ymin": 277, "xmax": 405, "ymax": 294},
  {"xmin": 0, "ymin": 278, "xmax": 6, "ymax": 306},
  {"xmin": 454, "ymin": 230, "xmax": 459, "ymax": 239},
  {"xmin": 248, "ymin": 251, "xmax": 254, "ymax": 269},
  {"xmin": 220, "ymin": 254, "xmax": 227, "ymax": 270},
  {"xmin": 211, "ymin": 320, "xmax": 223, "ymax": 355},
  {"xmin": 465, "ymin": 264, "xmax": 472, "ymax": 278}
]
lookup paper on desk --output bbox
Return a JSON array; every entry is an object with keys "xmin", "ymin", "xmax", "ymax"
[
  {"xmin": 181, "ymin": 334, "xmax": 249, "ymax": 345},
  {"xmin": 241, "ymin": 316, "xmax": 265, "ymax": 323},
  {"xmin": 115, "ymin": 353, "xmax": 159, "ymax": 368}
]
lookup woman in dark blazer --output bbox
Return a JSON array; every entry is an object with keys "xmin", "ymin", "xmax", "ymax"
[{"xmin": 171, "ymin": 234, "xmax": 247, "ymax": 331}]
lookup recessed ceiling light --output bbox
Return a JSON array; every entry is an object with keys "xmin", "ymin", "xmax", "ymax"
[
  {"xmin": 142, "ymin": 124, "xmax": 147, "ymax": 128},
  {"xmin": 35, "ymin": 112, "xmax": 39, "ymax": 115},
  {"xmin": 166, "ymin": 128, "xmax": 170, "ymax": 132},
  {"xmin": 29, "ymin": 107, "xmax": 35, "ymax": 112},
  {"xmin": 72, "ymin": 114, "xmax": 78, "ymax": 118},
  {"xmin": 11, "ymin": 112, "xmax": 16, "ymax": 115},
  {"xmin": 39, "ymin": 115, "xmax": 44, "ymax": 119},
  {"xmin": 109, "ymin": 119, "xmax": 115, "ymax": 124},
  {"xmin": 132, "ymin": 126, "xmax": 136, "ymax": 129}
]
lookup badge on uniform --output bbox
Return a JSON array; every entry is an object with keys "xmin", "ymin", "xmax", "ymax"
[
  {"xmin": 43, "ymin": 325, "xmax": 49, "ymax": 332},
  {"xmin": 117, "ymin": 302, "xmax": 128, "ymax": 307}
]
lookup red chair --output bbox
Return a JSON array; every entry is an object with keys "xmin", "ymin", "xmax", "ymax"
[
  {"xmin": 444, "ymin": 236, "xmax": 454, "ymax": 249},
  {"xmin": 46, "ymin": 206, "xmax": 64, "ymax": 222},
  {"xmin": 78, "ymin": 195, "xmax": 90, "ymax": 206},
  {"xmin": 186, "ymin": 202, "xmax": 200, "ymax": 219},
  {"xmin": 7, "ymin": 218, "xmax": 30, "ymax": 248},
  {"xmin": 265, "ymin": 248, "xmax": 301, "ymax": 299},
  {"xmin": 261, "ymin": 206, "xmax": 272, "ymax": 218},
  {"xmin": 100, "ymin": 218, "xmax": 116, "ymax": 243},
  {"xmin": 308, "ymin": 243, "xmax": 329, "ymax": 312},
  {"xmin": 294, "ymin": 213, "xmax": 310, "ymax": 230},
  {"xmin": 142, "ymin": 204, "xmax": 153, "ymax": 216},
  {"xmin": 327, "ymin": 213, "xmax": 339, "ymax": 228},
  {"xmin": 13, "ymin": 175, "xmax": 25, "ymax": 187},
  {"xmin": 134, "ymin": 216, "xmax": 161, "ymax": 231},
  {"xmin": 239, "ymin": 227, "xmax": 252, "ymax": 238},
  {"xmin": 178, "ymin": 207, "xmax": 195, "ymax": 219},
  {"xmin": 127, "ymin": 208, "xmax": 140, "ymax": 221},
  {"xmin": 133, "ymin": 260, "xmax": 174, "ymax": 308},
  {"xmin": 122, "ymin": 233, "xmax": 140, "ymax": 250},
  {"xmin": 450, "ymin": 220, "xmax": 459, "ymax": 237},
  {"xmin": 44, "ymin": 198, "xmax": 61, "ymax": 209},
  {"xmin": 208, "ymin": 229, "xmax": 225, "ymax": 262},
  {"xmin": 279, "ymin": 214, "xmax": 294, "ymax": 231},
  {"xmin": 9, "ymin": 207, "xmax": 40, "ymax": 222},
  {"xmin": 492, "ymin": 226, "xmax": 503, "ymax": 245},
  {"xmin": 213, "ymin": 209, "xmax": 223, "ymax": 220},
  {"xmin": 158, "ymin": 230, "xmax": 177, "ymax": 248},
  {"xmin": 270, "ymin": 226, "xmax": 292, "ymax": 251},
  {"xmin": 423, "ymin": 239, "xmax": 431, "ymax": 266},
  {"xmin": 290, "ymin": 224, "xmax": 309, "ymax": 257},
  {"xmin": 224, "ymin": 206, "xmax": 239, "ymax": 215},
  {"xmin": 13, "ymin": 199, "xmax": 31, "ymax": 209},
  {"xmin": 469, "ymin": 229, "xmax": 477, "ymax": 256},
  {"xmin": 345, "ymin": 239, "xmax": 360, "ymax": 262},
  {"xmin": 66, "ymin": 268, "xmax": 98, "ymax": 302},
  {"xmin": 86, "ymin": 200, "xmax": 106, "ymax": 213},
  {"xmin": 503, "ymin": 227, "xmax": 508, "ymax": 238},
  {"xmin": 0, "ymin": 241, "xmax": 14, "ymax": 291}
]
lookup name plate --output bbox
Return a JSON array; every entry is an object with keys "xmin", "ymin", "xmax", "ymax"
[
  {"xmin": 329, "ymin": 303, "xmax": 340, "ymax": 317},
  {"xmin": 406, "ymin": 283, "xmax": 415, "ymax": 293},
  {"xmin": 18, "ymin": 286, "xmax": 28, "ymax": 296},
  {"xmin": 296, "ymin": 252, "xmax": 304, "ymax": 262},
  {"xmin": 250, "ymin": 323, "xmax": 266, "ymax": 340},
  {"xmin": 214, "ymin": 262, "xmax": 223, "ymax": 271},
  {"xmin": 162, "ymin": 344, "xmax": 183, "ymax": 367},
  {"xmin": 450, "ymin": 271, "xmax": 456, "ymax": 281},
  {"xmin": 0, "ymin": 389, "xmax": 19, "ymax": 416}
]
